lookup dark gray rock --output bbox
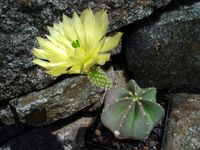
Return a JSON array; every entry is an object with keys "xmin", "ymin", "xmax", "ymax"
[
  {"xmin": 0, "ymin": 128, "xmax": 65, "ymax": 150},
  {"xmin": 0, "ymin": 65, "xmax": 128, "ymax": 126},
  {"xmin": 53, "ymin": 117, "xmax": 92, "ymax": 150},
  {"xmin": 125, "ymin": 2, "xmax": 200, "ymax": 90},
  {"xmin": 0, "ymin": 26, "xmax": 56, "ymax": 101},
  {"xmin": 0, "ymin": 0, "xmax": 171, "ymax": 101},
  {"xmin": 0, "ymin": 117, "xmax": 92, "ymax": 150},
  {"xmin": 0, "ymin": 76, "xmax": 103, "ymax": 126},
  {"xmin": 164, "ymin": 93, "xmax": 200, "ymax": 150},
  {"xmin": 0, "ymin": 123, "xmax": 31, "ymax": 145}
]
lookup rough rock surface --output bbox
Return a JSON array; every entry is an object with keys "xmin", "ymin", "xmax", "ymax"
[
  {"xmin": 0, "ymin": 66, "xmax": 128, "ymax": 127},
  {"xmin": 53, "ymin": 117, "xmax": 92, "ymax": 150},
  {"xmin": 0, "ymin": 117, "xmax": 92, "ymax": 150},
  {"xmin": 0, "ymin": 76, "xmax": 102, "ymax": 126},
  {"xmin": 0, "ymin": 0, "xmax": 171, "ymax": 101},
  {"xmin": 164, "ymin": 93, "xmax": 200, "ymax": 150},
  {"xmin": 125, "ymin": 2, "xmax": 200, "ymax": 90}
]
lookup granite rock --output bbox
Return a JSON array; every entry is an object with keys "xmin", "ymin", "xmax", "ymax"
[
  {"xmin": 0, "ymin": 65, "xmax": 128, "ymax": 127},
  {"xmin": 125, "ymin": 2, "xmax": 200, "ymax": 91},
  {"xmin": 0, "ymin": 76, "xmax": 103, "ymax": 126},
  {"xmin": 164, "ymin": 93, "xmax": 200, "ymax": 150}
]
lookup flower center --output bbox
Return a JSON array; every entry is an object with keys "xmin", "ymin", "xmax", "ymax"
[{"xmin": 71, "ymin": 39, "xmax": 80, "ymax": 48}]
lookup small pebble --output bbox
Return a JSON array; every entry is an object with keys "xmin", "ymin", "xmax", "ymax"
[
  {"xmin": 143, "ymin": 146, "xmax": 149, "ymax": 150},
  {"xmin": 95, "ymin": 129, "xmax": 101, "ymax": 136}
]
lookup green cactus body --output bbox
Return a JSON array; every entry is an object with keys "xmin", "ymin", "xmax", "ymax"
[{"xmin": 101, "ymin": 80, "xmax": 165, "ymax": 140}]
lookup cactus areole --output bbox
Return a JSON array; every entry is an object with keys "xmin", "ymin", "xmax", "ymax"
[{"xmin": 101, "ymin": 79, "xmax": 165, "ymax": 140}]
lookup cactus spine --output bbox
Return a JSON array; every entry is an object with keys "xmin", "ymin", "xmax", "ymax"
[{"xmin": 101, "ymin": 79, "xmax": 165, "ymax": 140}]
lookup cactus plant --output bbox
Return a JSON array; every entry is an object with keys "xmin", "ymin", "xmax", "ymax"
[
  {"xmin": 101, "ymin": 79, "xmax": 165, "ymax": 140},
  {"xmin": 87, "ymin": 67, "xmax": 112, "ymax": 90}
]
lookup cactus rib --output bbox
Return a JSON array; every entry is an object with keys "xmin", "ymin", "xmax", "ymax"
[{"xmin": 101, "ymin": 79, "xmax": 165, "ymax": 140}]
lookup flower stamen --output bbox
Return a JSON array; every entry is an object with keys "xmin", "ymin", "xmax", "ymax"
[{"xmin": 71, "ymin": 39, "xmax": 80, "ymax": 48}]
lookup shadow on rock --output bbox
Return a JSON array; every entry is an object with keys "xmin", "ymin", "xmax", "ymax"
[
  {"xmin": 72, "ymin": 127, "xmax": 89, "ymax": 150},
  {"xmin": 1, "ymin": 128, "xmax": 64, "ymax": 150},
  {"xmin": 0, "ymin": 122, "xmax": 31, "ymax": 145}
]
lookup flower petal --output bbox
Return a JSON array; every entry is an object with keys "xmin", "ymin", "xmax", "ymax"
[
  {"xmin": 95, "ymin": 9, "xmax": 108, "ymax": 41},
  {"xmin": 45, "ymin": 34, "xmax": 65, "ymax": 50},
  {"xmin": 80, "ymin": 8, "xmax": 97, "ymax": 51},
  {"xmin": 74, "ymin": 47, "xmax": 86, "ymax": 59},
  {"xmin": 45, "ymin": 34, "xmax": 74, "ymax": 56},
  {"xmin": 67, "ymin": 64, "xmax": 82, "ymax": 74},
  {"xmin": 72, "ymin": 12, "xmax": 85, "ymax": 48},
  {"xmin": 36, "ymin": 37, "xmax": 68, "ymax": 58},
  {"xmin": 32, "ymin": 48, "xmax": 47, "ymax": 60},
  {"xmin": 62, "ymin": 14, "xmax": 77, "ymax": 41},
  {"xmin": 83, "ymin": 58, "xmax": 96, "ymax": 73},
  {"xmin": 47, "ymin": 26, "xmax": 72, "ymax": 49},
  {"xmin": 46, "ymin": 66, "xmax": 68, "ymax": 76},
  {"xmin": 100, "ymin": 32, "xmax": 123, "ymax": 52},
  {"xmin": 32, "ymin": 59, "xmax": 65, "ymax": 69},
  {"xmin": 96, "ymin": 53, "xmax": 110, "ymax": 65}
]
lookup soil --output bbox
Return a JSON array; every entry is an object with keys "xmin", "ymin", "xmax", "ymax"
[{"xmin": 86, "ymin": 99, "xmax": 169, "ymax": 150}]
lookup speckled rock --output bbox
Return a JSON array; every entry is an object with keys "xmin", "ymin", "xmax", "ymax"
[
  {"xmin": 0, "ymin": 65, "xmax": 127, "ymax": 144},
  {"xmin": 0, "ymin": 27, "xmax": 56, "ymax": 101},
  {"xmin": 0, "ymin": 0, "xmax": 171, "ymax": 101},
  {"xmin": 164, "ymin": 93, "xmax": 200, "ymax": 150},
  {"xmin": 0, "ymin": 65, "xmax": 128, "ymax": 127},
  {"xmin": 0, "ymin": 76, "xmax": 103, "ymax": 126},
  {"xmin": 125, "ymin": 2, "xmax": 200, "ymax": 91}
]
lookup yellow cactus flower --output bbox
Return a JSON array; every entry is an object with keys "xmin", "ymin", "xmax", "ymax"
[{"xmin": 32, "ymin": 8, "xmax": 122, "ymax": 76}]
